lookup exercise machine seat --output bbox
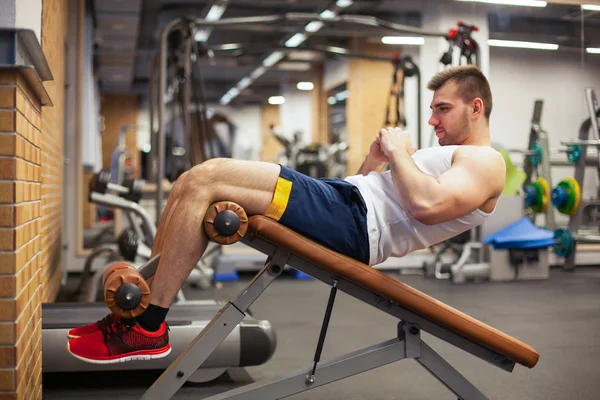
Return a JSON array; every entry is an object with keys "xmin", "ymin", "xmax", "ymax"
[{"xmin": 247, "ymin": 215, "xmax": 540, "ymax": 369}]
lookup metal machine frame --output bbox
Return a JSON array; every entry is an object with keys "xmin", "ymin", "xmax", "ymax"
[
  {"xmin": 559, "ymin": 88, "xmax": 600, "ymax": 270},
  {"xmin": 136, "ymin": 234, "xmax": 516, "ymax": 399}
]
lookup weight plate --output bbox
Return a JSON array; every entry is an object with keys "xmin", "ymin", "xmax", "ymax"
[
  {"xmin": 530, "ymin": 181, "xmax": 544, "ymax": 213},
  {"xmin": 564, "ymin": 177, "xmax": 581, "ymax": 216},
  {"xmin": 567, "ymin": 145, "xmax": 582, "ymax": 164},
  {"xmin": 537, "ymin": 178, "xmax": 550, "ymax": 213},
  {"xmin": 553, "ymin": 227, "xmax": 575, "ymax": 258},
  {"xmin": 529, "ymin": 142, "xmax": 543, "ymax": 166}
]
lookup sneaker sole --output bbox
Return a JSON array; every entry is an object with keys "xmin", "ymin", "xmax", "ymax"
[{"xmin": 66, "ymin": 342, "xmax": 172, "ymax": 364}]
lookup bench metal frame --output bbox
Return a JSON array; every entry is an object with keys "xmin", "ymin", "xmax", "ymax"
[{"xmin": 140, "ymin": 232, "xmax": 517, "ymax": 400}]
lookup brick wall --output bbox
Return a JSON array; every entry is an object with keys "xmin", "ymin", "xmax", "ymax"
[
  {"xmin": 0, "ymin": 0, "xmax": 68, "ymax": 399},
  {"xmin": 40, "ymin": 0, "xmax": 68, "ymax": 303},
  {"xmin": 0, "ymin": 71, "xmax": 44, "ymax": 400}
]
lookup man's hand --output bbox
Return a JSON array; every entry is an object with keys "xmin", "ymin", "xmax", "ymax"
[
  {"xmin": 368, "ymin": 135, "xmax": 389, "ymax": 164},
  {"xmin": 378, "ymin": 127, "xmax": 416, "ymax": 158}
]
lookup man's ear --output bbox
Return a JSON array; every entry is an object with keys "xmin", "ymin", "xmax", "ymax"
[{"xmin": 472, "ymin": 98, "xmax": 484, "ymax": 118}]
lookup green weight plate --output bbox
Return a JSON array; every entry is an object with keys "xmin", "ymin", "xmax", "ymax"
[
  {"xmin": 556, "ymin": 179, "xmax": 577, "ymax": 215},
  {"xmin": 530, "ymin": 181, "xmax": 544, "ymax": 213}
]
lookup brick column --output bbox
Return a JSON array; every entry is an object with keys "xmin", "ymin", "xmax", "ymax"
[{"xmin": 0, "ymin": 29, "xmax": 53, "ymax": 400}]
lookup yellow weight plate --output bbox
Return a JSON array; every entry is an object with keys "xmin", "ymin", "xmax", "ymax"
[
  {"xmin": 564, "ymin": 177, "xmax": 581, "ymax": 216},
  {"xmin": 536, "ymin": 178, "xmax": 550, "ymax": 213}
]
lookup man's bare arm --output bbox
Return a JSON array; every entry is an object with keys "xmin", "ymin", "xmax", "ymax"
[
  {"xmin": 356, "ymin": 155, "xmax": 386, "ymax": 175},
  {"xmin": 387, "ymin": 148, "xmax": 505, "ymax": 225}
]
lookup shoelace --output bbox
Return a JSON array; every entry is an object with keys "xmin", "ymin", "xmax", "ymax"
[
  {"xmin": 101, "ymin": 320, "xmax": 133, "ymax": 341},
  {"xmin": 97, "ymin": 314, "xmax": 114, "ymax": 327}
]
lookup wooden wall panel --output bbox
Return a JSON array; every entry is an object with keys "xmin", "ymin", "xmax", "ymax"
[
  {"xmin": 260, "ymin": 104, "xmax": 282, "ymax": 163},
  {"xmin": 346, "ymin": 40, "xmax": 398, "ymax": 174},
  {"xmin": 100, "ymin": 94, "xmax": 140, "ymax": 178}
]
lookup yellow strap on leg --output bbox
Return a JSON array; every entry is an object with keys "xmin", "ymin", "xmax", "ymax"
[{"xmin": 263, "ymin": 177, "xmax": 292, "ymax": 221}]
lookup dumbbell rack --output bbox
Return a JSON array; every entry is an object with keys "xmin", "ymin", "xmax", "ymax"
[{"xmin": 555, "ymin": 88, "xmax": 600, "ymax": 270}]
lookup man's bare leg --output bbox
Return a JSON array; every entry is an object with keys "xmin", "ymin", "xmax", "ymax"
[{"xmin": 148, "ymin": 158, "xmax": 280, "ymax": 308}]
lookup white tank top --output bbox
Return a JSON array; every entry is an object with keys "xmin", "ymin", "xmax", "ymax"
[{"xmin": 345, "ymin": 146, "xmax": 495, "ymax": 266}]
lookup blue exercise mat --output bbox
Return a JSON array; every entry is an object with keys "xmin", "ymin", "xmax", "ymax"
[{"xmin": 483, "ymin": 217, "xmax": 555, "ymax": 249}]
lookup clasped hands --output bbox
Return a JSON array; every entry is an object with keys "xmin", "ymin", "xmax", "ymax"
[{"xmin": 369, "ymin": 127, "xmax": 416, "ymax": 165}]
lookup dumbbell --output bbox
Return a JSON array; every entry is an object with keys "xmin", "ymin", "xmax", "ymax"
[
  {"xmin": 103, "ymin": 261, "xmax": 150, "ymax": 319},
  {"xmin": 90, "ymin": 170, "xmax": 145, "ymax": 203}
]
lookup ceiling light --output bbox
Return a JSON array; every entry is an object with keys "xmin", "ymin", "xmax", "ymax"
[
  {"xmin": 250, "ymin": 66, "xmax": 267, "ymax": 79},
  {"xmin": 336, "ymin": 0, "xmax": 353, "ymax": 7},
  {"xmin": 195, "ymin": 30, "xmax": 209, "ymax": 42},
  {"xmin": 305, "ymin": 21, "xmax": 324, "ymax": 33},
  {"xmin": 285, "ymin": 33, "xmax": 307, "ymax": 48},
  {"xmin": 320, "ymin": 10, "xmax": 337, "ymax": 19},
  {"xmin": 297, "ymin": 82, "xmax": 314, "ymax": 91},
  {"xmin": 206, "ymin": 4, "xmax": 226, "ymax": 21},
  {"xmin": 382, "ymin": 36, "xmax": 425, "ymax": 45},
  {"xmin": 276, "ymin": 62, "xmax": 312, "ymax": 71},
  {"xmin": 268, "ymin": 96, "xmax": 285, "ymax": 105},
  {"xmin": 587, "ymin": 48, "xmax": 600, "ymax": 54},
  {"xmin": 456, "ymin": 0, "xmax": 546, "ymax": 6},
  {"xmin": 335, "ymin": 90, "xmax": 349, "ymax": 101},
  {"xmin": 220, "ymin": 93, "xmax": 232, "ymax": 105},
  {"xmin": 488, "ymin": 39, "xmax": 558, "ymax": 50},
  {"xmin": 327, "ymin": 46, "xmax": 349, "ymax": 54},
  {"xmin": 263, "ymin": 51, "xmax": 284, "ymax": 67},
  {"xmin": 582, "ymin": 4, "xmax": 600, "ymax": 11},
  {"xmin": 328, "ymin": 96, "xmax": 337, "ymax": 105},
  {"xmin": 237, "ymin": 77, "xmax": 251, "ymax": 90}
]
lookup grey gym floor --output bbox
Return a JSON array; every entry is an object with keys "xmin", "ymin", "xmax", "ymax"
[{"xmin": 43, "ymin": 267, "xmax": 600, "ymax": 399}]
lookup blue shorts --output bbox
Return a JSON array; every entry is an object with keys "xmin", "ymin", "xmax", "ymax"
[{"xmin": 263, "ymin": 165, "xmax": 370, "ymax": 264}]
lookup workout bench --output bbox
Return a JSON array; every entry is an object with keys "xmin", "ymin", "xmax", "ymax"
[{"xmin": 138, "ymin": 202, "xmax": 540, "ymax": 399}]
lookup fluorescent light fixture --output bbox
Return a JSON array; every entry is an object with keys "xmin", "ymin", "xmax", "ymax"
[
  {"xmin": 488, "ymin": 39, "xmax": 558, "ymax": 50},
  {"xmin": 220, "ymin": 94, "xmax": 232, "ymax": 105},
  {"xmin": 276, "ymin": 62, "xmax": 312, "ymax": 71},
  {"xmin": 195, "ymin": 30, "xmax": 209, "ymax": 42},
  {"xmin": 250, "ymin": 66, "xmax": 267, "ymax": 79},
  {"xmin": 206, "ymin": 4, "xmax": 226, "ymax": 21},
  {"xmin": 305, "ymin": 21, "xmax": 324, "ymax": 33},
  {"xmin": 263, "ymin": 51, "xmax": 284, "ymax": 67},
  {"xmin": 582, "ymin": 4, "xmax": 600, "ymax": 11},
  {"xmin": 285, "ymin": 33, "xmax": 307, "ymax": 48},
  {"xmin": 456, "ymin": 0, "xmax": 546, "ymax": 6},
  {"xmin": 297, "ymin": 82, "xmax": 314, "ymax": 91},
  {"xmin": 237, "ymin": 77, "xmax": 251, "ymax": 89},
  {"xmin": 228, "ymin": 88, "xmax": 240, "ymax": 98},
  {"xmin": 336, "ymin": 0, "xmax": 353, "ymax": 7},
  {"xmin": 335, "ymin": 90, "xmax": 349, "ymax": 101},
  {"xmin": 587, "ymin": 48, "xmax": 600, "ymax": 54},
  {"xmin": 328, "ymin": 46, "xmax": 349, "ymax": 54},
  {"xmin": 320, "ymin": 10, "xmax": 337, "ymax": 19},
  {"xmin": 268, "ymin": 96, "xmax": 285, "ymax": 105},
  {"xmin": 382, "ymin": 36, "xmax": 425, "ymax": 45}
]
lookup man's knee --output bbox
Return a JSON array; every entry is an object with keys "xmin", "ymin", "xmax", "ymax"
[{"xmin": 181, "ymin": 158, "xmax": 229, "ymax": 198}]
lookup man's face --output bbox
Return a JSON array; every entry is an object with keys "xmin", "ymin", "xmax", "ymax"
[{"xmin": 428, "ymin": 80, "xmax": 472, "ymax": 146}]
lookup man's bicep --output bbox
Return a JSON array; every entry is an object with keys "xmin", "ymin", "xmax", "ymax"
[{"xmin": 436, "ymin": 163, "xmax": 495, "ymax": 213}]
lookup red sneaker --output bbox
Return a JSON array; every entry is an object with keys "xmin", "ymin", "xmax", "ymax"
[
  {"xmin": 67, "ymin": 319, "xmax": 171, "ymax": 364},
  {"xmin": 67, "ymin": 313, "xmax": 119, "ymax": 339}
]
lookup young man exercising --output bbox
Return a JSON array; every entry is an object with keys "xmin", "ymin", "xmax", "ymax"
[{"xmin": 67, "ymin": 65, "xmax": 506, "ymax": 363}]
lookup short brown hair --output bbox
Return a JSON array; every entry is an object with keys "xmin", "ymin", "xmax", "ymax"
[{"xmin": 427, "ymin": 65, "xmax": 492, "ymax": 121}]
